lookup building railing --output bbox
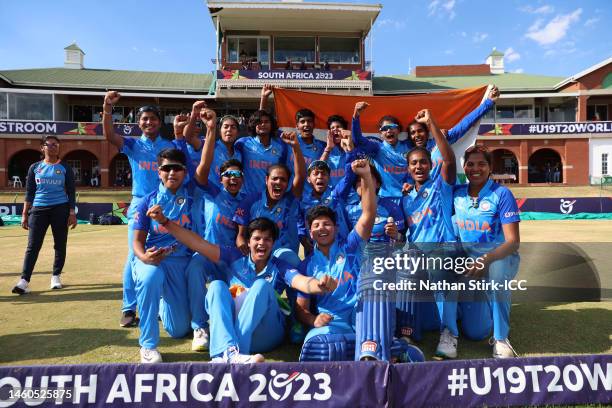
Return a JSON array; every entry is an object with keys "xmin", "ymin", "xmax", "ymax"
[{"xmin": 478, "ymin": 121, "xmax": 612, "ymax": 136}]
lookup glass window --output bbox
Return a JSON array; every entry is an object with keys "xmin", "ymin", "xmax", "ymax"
[
  {"xmin": 587, "ymin": 105, "xmax": 608, "ymax": 121},
  {"xmin": 319, "ymin": 37, "xmax": 360, "ymax": 64},
  {"xmin": 0, "ymin": 92, "xmax": 7, "ymax": 119},
  {"xmin": 228, "ymin": 38, "xmax": 239, "ymax": 63},
  {"xmin": 259, "ymin": 38, "xmax": 269, "ymax": 68},
  {"xmin": 274, "ymin": 37, "xmax": 315, "ymax": 63},
  {"xmin": 496, "ymin": 106, "xmax": 514, "ymax": 119},
  {"xmin": 73, "ymin": 105, "xmax": 93, "ymax": 122},
  {"xmin": 8, "ymin": 93, "xmax": 53, "ymax": 120},
  {"xmin": 227, "ymin": 37, "xmax": 268, "ymax": 67},
  {"xmin": 514, "ymin": 105, "xmax": 532, "ymax": 119},
  {"xmin": 603, "ymin": 153, "xmax": 609, "ymax": 176}
]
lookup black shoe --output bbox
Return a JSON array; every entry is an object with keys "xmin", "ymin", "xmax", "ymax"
[{"xmin": 120, "ymin": 310, "xmax": 138, "ymax": 327}]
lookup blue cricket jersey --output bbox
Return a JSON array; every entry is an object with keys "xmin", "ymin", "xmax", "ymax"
[
  {"xmin": 298, "ymin": 185, "xmax": 350, "ymax": 242},
  {"xmin": 233, "ymin": 191, "xmax": 300, "ymax": 253},
  {"xmin": 199, "ymin": 183, "xmax": 247, "ymax": 247},
  {"xmin": 25, "ymin": 161, "xmax": 75, "ymax": 208},
  {"xmin": 325, "ymin": 146, "xmax": 347, "ymax": 188},
  {"xmin": 122, "ymin": 135, "xmax": 184, "ymax": 198},
  {"xmin": 298, "ymin": 229, "xmax": 365, "ymax": 324},
  {"xmin": 234, "ymin": 136, "xmax": 288, "ymax": 195},
  {"xmin": 133, "ymin": 181, "xmax": 198, "ymax": 258},
  {"xmin": 220, "ymin": 247, "xmax": 299, "ymax": 296},
  {"xmin": 187, "ymin": 138, "xmax": 242, "ymax": 192},
  {"xmin": 453, "ymin": 179, "xmax": 520, "ymax": 256},
  {"xmin": 345, "ymin": 197, "xmax": 405, "ymax": 243},
  {"xmin": 401, "ymin": 172, "xmax": 455, "ymax": 243}
]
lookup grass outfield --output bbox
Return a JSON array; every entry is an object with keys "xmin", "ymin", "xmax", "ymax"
[{"xmin": 0, "ymin": 221, "xmax": 611, "ymax": 366}]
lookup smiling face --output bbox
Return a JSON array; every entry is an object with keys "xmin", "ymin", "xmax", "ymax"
[
  {"xmin": 329, "ymin": 121, "xmax": 344, "ymax": 144},
  {"xmin": 220, "ymin": 165, "xmax": 243, "ymax": 195},
  {"xmin": 409, "ymin": 122, "xmax": 428, "ymax": 148},
  {"xmin": 256, "ymin": 115, "xmax": 272, "ymax": 137},
  {"xmin": 266, "ymin": 167, "xmax": 289, "ymax": 201},
  {"xmin": 297, "ymin": 116, "xmax": 314, "ymax": 140},
  {"xmin": 158, "ymin": 159, "xmax": 186, "ymax": 191},
  {"xmin": 309, "ymin": 215, "xmax": 336, "ymax": 248},
  {"xmin": 41, "ymin": 137, "xmax": 60, "ymax": 160},
  {"xmin": 380, "ymin": 120, "xmax": 400, "ymax": 146},
  {"xmin": 463, "ymin": 151, "xmax": 491, "ymax": 186},
  {"xmin": 308, "ymin": 168, "xmax": 330, "ymax": 194},
  {"xmin": 220, "ymin": 118, "xmax": 239, "ymax": 144},
  {"xmin": 139, "ymin": 111, "xmax": 161, "ymax": 137},
  {"xmin": 249, "ymin": 229, "xmax": 274, "ymax": 262},
  {"xmin": 407, "ymin": 150, "xmax": 431, "ymax": 184}
]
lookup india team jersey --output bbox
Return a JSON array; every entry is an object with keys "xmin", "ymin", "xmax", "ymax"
[
  {"xmin": 345, "ymin": 197, "xmax": 404, "ymax": 243},
  {"xmin": 453, "ymin": 179, "xmax": 520, "ymax": 256},
  {"xmin": 122, "ymin": 135, "xmax": 182, "ymax": 198},
  {"xmin": 26, "ymin": 161, "xmax": 73, "ymax": 207},
  {"xmin": 298, "ymin": 229, "xmax": 365, "ymax": 324},
  {"xmin": 200, "ymin": 183, "xmax": 246, "ymax": 247},
  {"xmin": 220, "ymin": 248, "xmax": 299, "ymax": 296},
  {"xmin": 187, "ymin": 139, "xmax": 242, "ymax": 192},
  {"xmin": 402, "ymin": 172, "xmax": 455, "ymax": 243},
  {"xmin": 234, "ymin": 136, "xmax": 287, "ymax": 195},
  {"xmin": 233, "ymin": 191, "xmax": 299, "ymax": 252},
  {"xmin": 133, "ymin": 181, "xmax": 198, "ymax": 258},
  {"xmin": 352, "ymin": 117, "xmax": 409, "ymax": 199},
  {"xmin": 326, "ymin": 147, "xmax": 347, "ymax": 188},
  {"xmin": 298, "ymin": 186, "xmax": 350, "ymax": 242},
  {"xmin": 287, "ymin": 135, "xmax": 325, "ymax": 170}
]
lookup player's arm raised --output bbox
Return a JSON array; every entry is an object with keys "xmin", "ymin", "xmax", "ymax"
[
  {"xmin": 416, "ymin": 109, "xmax": 456, "ymax": 183},
  {"xmin": 352, "ymin": 159, "xmax": 377, "ymax": 241},
  {"xmin": 146, "ymin": 205, "xmax": 221, "ymax": 263},
  {"xmin": 194, "ymin": 108, "xmax": 217, "ymax": 186},
  {"xmin": 281, "ymin": 131, "xmax": 306, "ymax": 199},
  {"xmin": 184, "ymin": 101, "xmax": 208, "ymax": 151},
  {"xmin": 102, "ymin": 91, "xmax": 124, "ymax": 149}
]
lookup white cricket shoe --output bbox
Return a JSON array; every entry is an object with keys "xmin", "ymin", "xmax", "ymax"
[
  {"xmin": 12, "ymin": 279, "xmax": 31, "ymax": 295},
  {"xmin": 50, "ymin": 275, "xmax": 62, "ymax": 289},
  {"xmin": 491, "ymin": 338, "xmax": 518, "ymax": 359},
  {"xmin": 140, "ymin": 348, "xmax": 163, "ymax": 364},
  {"xmin": 192, "ymin": 328, "xmax": 209, "ymax": 352},
  {"xmin": 214, "ymin": 346, "xmax": 264, "ymax": 364},
  {"xmin": 434, "ymin": 328, "xmax": 458, "ymax": 360}
]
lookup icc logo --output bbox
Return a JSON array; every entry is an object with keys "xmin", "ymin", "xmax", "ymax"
[
  {"xmin": 122, "ymin": 125, "xmax": 132, "ymax": 135},
  {"xmin": 268, "ymin": 370, "xmax": 301, "ymax": 401},
  {"xmin": 559, "ymin": 199, "xmax": 576, "ymax": 214}
]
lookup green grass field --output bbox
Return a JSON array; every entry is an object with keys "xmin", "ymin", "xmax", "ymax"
[{"xmin": 0, "ymin": 221, "xmax": 611, "ymax": 366}]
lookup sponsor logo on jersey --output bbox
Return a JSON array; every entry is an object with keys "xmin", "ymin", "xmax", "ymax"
[{"xmin": 176, "ymin": 197, "xmax": 185, "ymax": 205}]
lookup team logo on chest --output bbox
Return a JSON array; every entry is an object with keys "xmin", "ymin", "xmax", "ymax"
[
  {"xmin": 336, "ymin": 254, "xmax": 345, "ymax": 264},
  {"xmin": 55, "ymin": 169, "xmax": 62, "ymax": 175},
  {"xmin": 480, "ymin": 200, "xmax": 491, "ymax": 211},
  {"xmin": 276, "ymin": 207, "xmax": 282, "ymax": 214},
  {"xmin": 421, "ymin": 191, "xmax": 429, "ymax": 199},
  {"xmin": 176, "ymin": 196, "xmax": 185, "ymax": 205},
  {"xmin": 272, "ymin": 148, "xmax": 278, "ymax": 156}
]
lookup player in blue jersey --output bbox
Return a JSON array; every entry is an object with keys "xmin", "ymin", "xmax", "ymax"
[
  {"xmin": 103, "ymin": 91, "xmax": 196, "ymax": 328},
  {"xmin": 405, "ymin": 85, "xmax": 499, "ymax": 183},
  {"xmin": 184, "ymin": 100, "xmax": 242, "ymax": 191},
  {"xmin": 319, "ymin": 115, "xmax": 351, "ymax": 187},
  {"xmin": 295, "ymin": 159, "xmax": 376, "ymax": 354},
  {"xmin": 144, "ymin": 211, "xmax": 338, "ymax": 363},
  {"xmin": 233, "ymin": 131, "xmax": 306, "ymax": 267},
  {"xmin": 12, "ymin": 136, "xmax": 77, "ymax": 295},
  {"xmin": 351, "ymin": 101, "xmax": 409, "ymax": 202},
  {"xmin": 131, "ymin": 147, "xmax": 207, "ymax": 363},
  {"xmin": 453, "ymin": 145, "xmax": 520, "ymax": 359},
  {"xmin": 400, "ymin": 109, "xmax": 456, "ymax": 347},
  {"xmin": 298, "ymin": 160, "xmax": 350, "ymax": 256}
]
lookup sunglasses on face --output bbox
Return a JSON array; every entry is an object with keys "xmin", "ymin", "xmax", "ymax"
[
  {"xmin": 138, "ymin": 106, "xmax": 161, "ymax": 116},
  {"xmin": 221, "ymin": 169, "xmax": 243, "ymax": 178},
  {"xmin": 43, "ymin": 143, "xmax": 59, "ymax": 147},
  {"xmin": 380, "ymin": 123, "xmax": 399, "ymax": 132},
  {"xmin": 159, "ymin": 163, "xmax": 186, "ymax": 172}
]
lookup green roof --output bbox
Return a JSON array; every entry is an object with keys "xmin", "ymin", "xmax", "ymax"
[
  {"xmin": 488, "ymin": 49, "xmax": 505, "ymax": 57},
  {"xmin": 373, "ymin": 72, "xmax": 566, "ymax": 93},
  {"xmin": 0, "ymin": 68, "xmax": 212, "ymax": 93},
  {"xmin": 64, "ymin": 43, "xmax": 84, "ymax": 53}
]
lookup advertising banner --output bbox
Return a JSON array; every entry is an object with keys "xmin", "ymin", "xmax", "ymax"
[
  {"xmin": 0, "ymin": 121, "xmax": 141, "ymax": 137},
  {"xmin": 217, "ymin": 69, "xmax": 371, "ymax": 81},
  {"xmin": 479, "ymin": 122, "xmax": 612, "ymax": 136}
]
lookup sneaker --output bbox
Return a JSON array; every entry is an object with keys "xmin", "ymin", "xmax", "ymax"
[
  {"xmin": 140, "ymin": 347, "xmax": 162, "ymax": 364},
  {"xmin": 11, "ymin": 279, "xmax": 31, "ymax": 295},
  {"xmin": 120, "ymin": 310, "xmax": 138, "ymax": 328},
  {"xmin": 221, "ymin": 346, "xmax": 264, "ymax": 364},
  {"xmin": 490, "ymin": 338, "xmax": 518, "ymax": 359},
  {"xmin": 50, "ymin": 275, "xmax": 62, "ymax": 289},
  {"xmin": 434, "ymin": 328, "xmax": 458, "ymax": 360},
  {"xmin": 192, "ymin": 328, "xmax": 209, "ymax": 352}
]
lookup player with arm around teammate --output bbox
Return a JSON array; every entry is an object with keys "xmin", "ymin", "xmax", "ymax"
[{"xmin": 145, "ymin": 209, "xmax": 338, "ymax": 364}]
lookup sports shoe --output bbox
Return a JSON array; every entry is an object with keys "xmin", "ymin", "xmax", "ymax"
[
  {"xmin": 192, "ymin": 328, "xmax": 209, "ymax": 352},
  {"xmin": 216, "ymin": 346, "xmax": 264, "ymax": 364},
  {"xmin": 434, "ymin": 328, "xmax": 458, "ymax": 360},
  {"xmin": 140, "ymin": 347, "xmax": 162, "ymax": 364},
  {"xmin": 12, "ymin": 279, "xmax": 31, "ymax": 295},
  {"xmin": 120, "ymin": 310, "xmax": 138, "ymax": 327},
  {"xmin": 50, "ymin": 275, "xmax": 62, "ymax": 289},
  {"xmin": 490, "ymin": 338, "xmax": 518, "ymax": 359}
]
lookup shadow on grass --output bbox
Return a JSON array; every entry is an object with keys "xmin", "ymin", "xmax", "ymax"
[
  {"xmin": 0, "ymin": 329, "xmax": 133, "ymax": 364},
  {"xmin": 0, "ymin": 283, "xmax": 122, "ymax": 304}
]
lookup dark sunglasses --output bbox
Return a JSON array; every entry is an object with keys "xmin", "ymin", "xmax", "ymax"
[
  {"xmin": 43, "ymin": 143, "xmax": 59, "ymax": 147},
  {"xmin": 380, "ymin": 123, "xmax": 399, "ymax": 132},
  {"xmin": 138, "ymin": 105, "xmax": 161, "ymax": 115},
  {"xmin": 159, "ymin": 163, "xmax": 186, "ymax": 172},
  {"xmin": 221, "ymin": 169, "xmax": 243, "ymax": 178}
]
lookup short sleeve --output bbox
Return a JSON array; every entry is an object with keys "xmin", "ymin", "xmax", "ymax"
[
  {"xmin": 497, "ymin": 187, "xmax": 520, "ymax": 224},
  {"xmin": 346, "ymin": 228, "xmax": 365, "ymax": 253},
  {"xmin": 219, "ymin": 246, "xmax": 244, "ymax": 265},
  {"xmin": 120, "ymin": 137, "xmax": 135, "ymax": 156},
  {"xmin": 133, "ymin": 193, "xmax": 153, "ymax": 232},
  {"xmin": 296, "ymin": 258, "xmax": 312, "ymax": 299}
]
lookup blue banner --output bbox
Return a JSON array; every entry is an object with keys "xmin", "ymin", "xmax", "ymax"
[{"xmin": 0, "ymin": 121, "xmax": 141, "ymax": 137}]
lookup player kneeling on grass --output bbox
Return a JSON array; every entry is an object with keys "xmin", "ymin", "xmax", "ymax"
[{"xmin": 145, "ymin": 209, "xmax": 338, "ymax": 364}]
